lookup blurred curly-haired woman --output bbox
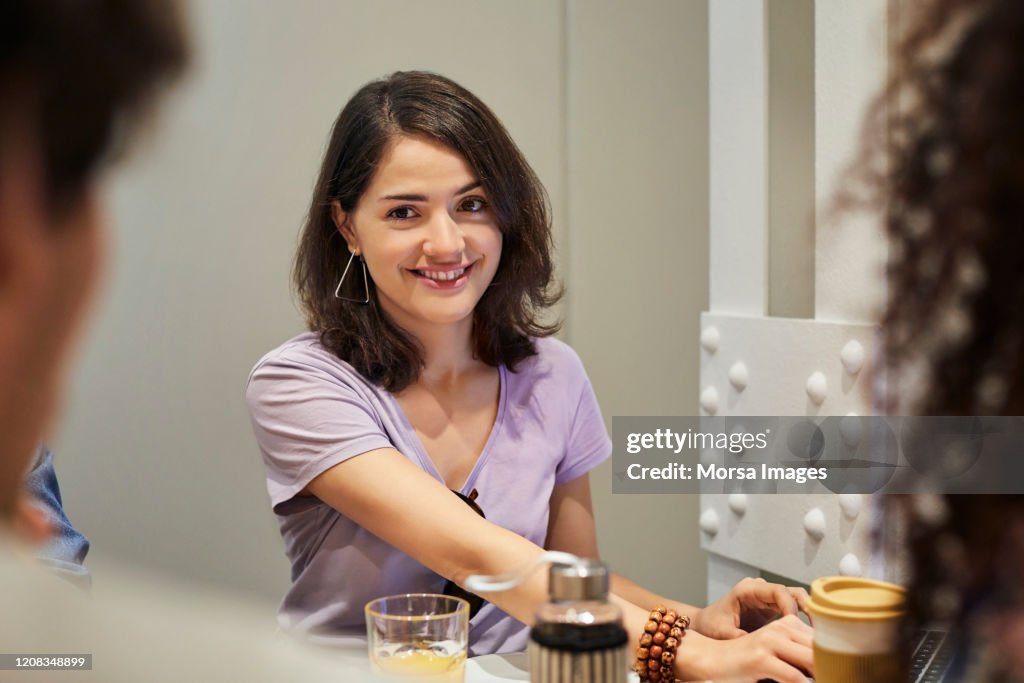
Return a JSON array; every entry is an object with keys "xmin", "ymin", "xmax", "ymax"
[{"xmin": 845, "ymin": 0, "xmax": 1024, "ymax": 679}]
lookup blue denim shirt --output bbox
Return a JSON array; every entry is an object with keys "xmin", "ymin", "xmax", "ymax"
[{"xmin": 25, "ymin": 446, "xmax": 91, "ymax": 587}]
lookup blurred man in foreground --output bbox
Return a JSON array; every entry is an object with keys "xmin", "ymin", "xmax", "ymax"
[{"xmin": 0, "ymin": 2, "xmax": 364, "ymax": 679}]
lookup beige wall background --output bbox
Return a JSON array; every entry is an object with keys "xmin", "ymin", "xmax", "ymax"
[{"xmin": 53, "ymin": 0, "xmax": 709, "ymax": 607}]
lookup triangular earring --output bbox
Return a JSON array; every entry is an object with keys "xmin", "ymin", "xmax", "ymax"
[{"xmin": 334, "ymin": 251, "xmax": 370, "ymax": 304}]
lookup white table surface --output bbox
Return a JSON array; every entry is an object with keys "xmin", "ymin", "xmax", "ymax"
[
  {"xmin": 310, "ymin": 643, "xmax": 531, "ymax": 681},
  {"xmin": 465, "ymin": 653, "xmax": 529, "ymax": 681},
  {"xmin": 313, "ymin": 646, "xmax": 640, "ymax": 682}
]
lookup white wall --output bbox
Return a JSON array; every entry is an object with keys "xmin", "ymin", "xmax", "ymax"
[
  {"xmin": 570, "ymin": 0, "xmax": 709, "ymax": 605},
  {"xmin": 53, "ymin": 0, "xmax": 711, "ymax": 607}
]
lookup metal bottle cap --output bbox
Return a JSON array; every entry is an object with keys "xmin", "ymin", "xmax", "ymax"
[{"xmin": 548, "ymin": 559, "xmax": 609, "ymax": 601}]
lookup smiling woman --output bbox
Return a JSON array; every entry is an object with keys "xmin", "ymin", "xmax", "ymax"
[{"xmin": 245, "ymin": 71, "xmax": 815, "ymax": 681}]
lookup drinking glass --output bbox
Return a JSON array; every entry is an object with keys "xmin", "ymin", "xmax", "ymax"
[{"xmin": 365, "ymin": 593, "xmax": 469, "ymax": 682}]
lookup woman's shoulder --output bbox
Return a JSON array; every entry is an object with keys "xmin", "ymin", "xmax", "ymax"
[
  {"xmin": 515, "ymin": 336, "xmax": 591, "ymax": 385},
  {"xmin": 529, "ymin": 335, "xmax": 584, "ymax": 366},
  {"xmin": 247, "ymin": 331, "xmax": 364, "ymax": 389},
  {"xmin": 251, "ymin": 330, "xmax": 330, "ymax": 369}
]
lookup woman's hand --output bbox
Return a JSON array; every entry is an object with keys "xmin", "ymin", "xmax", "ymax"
[
  {"xmin": 680, "ymin": 614, "xmax": 814, "ymax": 683},
  {"xmin": 692, "ymin": 577, "xmax": 810, "ymax": 639}
]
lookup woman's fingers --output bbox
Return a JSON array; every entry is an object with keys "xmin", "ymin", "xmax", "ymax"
[
  {"xmin": 748, "ymin": 617, "xmax": 814, "ymax": 682},
  {"xmin": 760, "ymin": 658, "xmax": 812, "ymax": 683},
  {"xmin": 709, "ymin": 617, "xmax": 815, "ymax": 683},
  {"xmin": 740, "ymin": 578, "xmax": 800, "ymax": 615},
  {"xmin": 774, "ymin": 613, "xmax": 814, "ymax": 646},
  {"xmin": 773, "ymin": 631, "xmax": 815, "ymax": 675},
  {"xmin": 771, "ymin": 584, "xmax": 801, "ymax": 615},
  {"xmin": 789, "ymin": 586, "xmax": 811, "ymax": 614}
]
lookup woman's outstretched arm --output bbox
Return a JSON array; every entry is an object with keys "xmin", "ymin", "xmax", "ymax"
[{"xmin": 309, "ymin": 451, "xmax": 813, "ymax": 682}]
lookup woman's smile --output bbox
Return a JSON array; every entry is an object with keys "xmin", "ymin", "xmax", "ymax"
[{"xmin": 409, "ymin": 262, "xmax": 475, "ymax": 290}]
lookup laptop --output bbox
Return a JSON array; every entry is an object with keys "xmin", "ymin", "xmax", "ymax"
[{"xmin": 909, "ymin": 628, "xmax": 956, "ymax": 683}]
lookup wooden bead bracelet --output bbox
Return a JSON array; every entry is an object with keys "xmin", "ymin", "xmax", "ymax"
[{"xmin": 634, "ymin": 605, "xmax": 689, "ymax": 682}]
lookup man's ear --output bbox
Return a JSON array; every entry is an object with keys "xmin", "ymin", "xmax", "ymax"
[{"xmin": 331, "ymin": 200, "xmax": 358, "ymax": 254}]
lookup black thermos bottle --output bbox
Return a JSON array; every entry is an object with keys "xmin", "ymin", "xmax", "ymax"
[{"xmin": 527, "ymin": 560, "xmax": 629, "ymax": 683}]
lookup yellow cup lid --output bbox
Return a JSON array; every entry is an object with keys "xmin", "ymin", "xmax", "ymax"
[{"xmin": 806, "ymin": 577, "xmax": 906, "ymax": 622}]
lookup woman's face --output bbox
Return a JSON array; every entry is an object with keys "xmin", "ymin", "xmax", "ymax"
[{"xmin": 338, "ymin": 135, "xmax": 502, "ymax": 334}]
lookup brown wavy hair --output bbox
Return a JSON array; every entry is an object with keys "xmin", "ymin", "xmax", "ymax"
[
  {"xmin": 842, "ymin": 0, "xmax": 1024, "ymax": 676},
  {"xmin": 294, "ymin": 71, "xmax": 561, "ymax": 392}
]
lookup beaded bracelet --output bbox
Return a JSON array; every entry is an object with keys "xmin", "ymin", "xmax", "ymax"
[{"xmin": 633, "ymin": 605, "xmax": 689, "ymax": 683}]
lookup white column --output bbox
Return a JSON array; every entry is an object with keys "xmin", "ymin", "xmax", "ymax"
[
  {"xmin": 814, "ymin": 0, "xmax": 890, "ymax": 323},
  {"xmin": 709, "ymin": 0, "xmax": 767, "ymax": 315}
]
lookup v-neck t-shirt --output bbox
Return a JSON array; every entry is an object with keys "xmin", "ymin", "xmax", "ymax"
[{"xmin": 245, "ymin": 332, "xmax": 612, "ymax": 655}]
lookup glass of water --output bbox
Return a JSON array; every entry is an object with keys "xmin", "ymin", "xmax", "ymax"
[{"xmin": 365, "ymin": 594, "xmax": 469, "ymax": 682}]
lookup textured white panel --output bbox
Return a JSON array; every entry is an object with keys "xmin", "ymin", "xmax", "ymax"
[
  {"xmin": 709, "ymin": 0, "xmax": 767, "ymax": 315},
  {"xmin": 698, "ymin": 313, "xmax": 879, "ymax": 585},
  {"xmin": 699, "ymin": 313, "xmax": 877, "ymax": 417},
  {"xmin": 701, "ymin": 492, "xmax": 874, "ymax": 586},
  {"xmin": 815, "ymin": 0, "xmax": 889, "ymax": 323}
]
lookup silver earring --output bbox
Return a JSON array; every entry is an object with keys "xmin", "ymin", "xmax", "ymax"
[{"xmin": 334, "ymin": 251, "xmax": 370, "ymax": 304}]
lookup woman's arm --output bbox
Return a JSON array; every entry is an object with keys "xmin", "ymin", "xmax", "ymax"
[
  {"xmin": 307, "ymin": 449, "xmax": 714, "ymax": 673},
  {"xmin": 305, "ymin": 446, "xmax": 549, "ymax": 626}
]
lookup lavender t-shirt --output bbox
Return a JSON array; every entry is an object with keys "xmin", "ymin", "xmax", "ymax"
[{"xmin": 245, "ymin": 333, "xmax": 611, "ymax": 655}]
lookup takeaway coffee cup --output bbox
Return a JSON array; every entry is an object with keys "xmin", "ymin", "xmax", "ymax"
[{"xmin": 805, "ymin": 577, "xmax": 907, "ymax": 682}]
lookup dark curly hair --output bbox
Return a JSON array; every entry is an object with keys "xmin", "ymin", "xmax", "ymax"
[
  {"xmin": 842, "ymin": 0, "xmax": 1024, "ymax": 677},
  {"xmin": 294, "ymin": 71, "xmax": 561, "ymax": 392},
  {"xmin": 842, "ymin": 0, "xmax": 1024, "ymax": 416}
]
